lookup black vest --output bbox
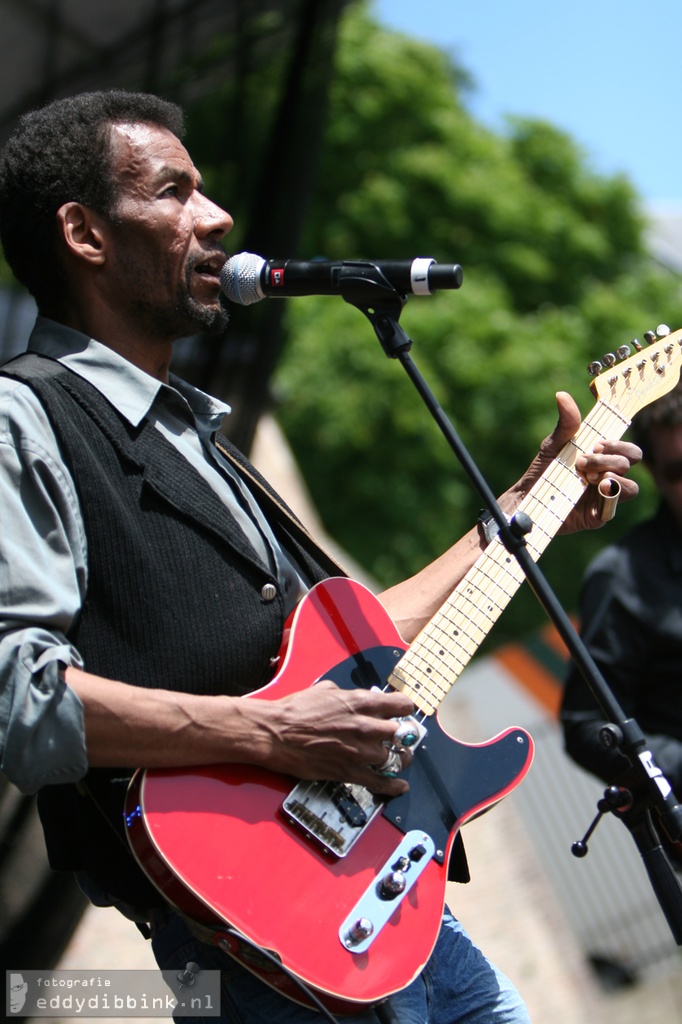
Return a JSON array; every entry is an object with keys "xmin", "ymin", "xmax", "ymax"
[{"xmin": 2, "ymin": 353, "xmax": 343, "ymax": 905}]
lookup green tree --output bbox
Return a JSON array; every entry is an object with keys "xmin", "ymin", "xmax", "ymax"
[{"xmin": 273, "ymin": 1, "xmax": 682, "ymax": 643}]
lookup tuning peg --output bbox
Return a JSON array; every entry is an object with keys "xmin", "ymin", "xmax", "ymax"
[
  {"xmin": 587, "ymin": 361, "xmax": 603, "ymax": 376},
  {"xmin": 643, "ymin": 330, "xmax": 657, "ymax": 344},
  {"xmin": 631, "ymin": 338, "xmax": 642, "ymax": 351},
  {"xmin": 601, "ymin": 352, "xmax": 617, "ymax": 368},
  {"xmin": 616, "ymin": 345, "xmax": 631, "ymax": 359},
  {"xmin": 656, "ymin": 324, "xmax": 671, "ymax": 337}
]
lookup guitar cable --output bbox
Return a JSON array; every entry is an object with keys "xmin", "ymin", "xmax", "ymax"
[
  {"xmin": 220, "ymin": 925, "xmax": 399, "ymax": 1023},
  {"xmin": 220, "ymin": 925, "xmax": 343, "ymax": 1023}
]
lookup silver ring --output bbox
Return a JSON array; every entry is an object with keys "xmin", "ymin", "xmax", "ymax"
[
  {"xmin": 371, "ymin": 750, "xmax": 402, "ymax": 777},
  {"xmin": 393, "ymin": 721, "xmax": 418, "ymax": 748}
]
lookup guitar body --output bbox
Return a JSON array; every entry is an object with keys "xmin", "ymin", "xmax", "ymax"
[{"xmin": 126, "ymin": 578, "xmax": 533, "ymax": 1014}]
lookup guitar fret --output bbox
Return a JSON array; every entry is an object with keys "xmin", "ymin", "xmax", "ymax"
[{"xmin": 393, "ymin": 541, "xmax": 529, "ymax": 712}]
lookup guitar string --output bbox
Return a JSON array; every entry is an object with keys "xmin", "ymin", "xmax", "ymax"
[
  {"xmin": 389, "ymin": 395, "xmax": 639, "ymax": 714},
  {"xmin": 285, "ymin": 343, "xmax": 682, "ymax": 832}
]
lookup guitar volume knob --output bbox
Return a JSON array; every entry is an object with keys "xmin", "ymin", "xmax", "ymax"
[
  {"xmin": 345, "ymin": 917, "xmax": 375, "ymax": 946},
  {"xmin": 378, "ymin": 870, "xmax": 407, "ymax": 899}
]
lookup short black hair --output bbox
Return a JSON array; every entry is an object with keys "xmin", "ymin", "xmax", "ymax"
[
  {"xmin": 630, "ymin": 378, "xmax": 682, "ymax": 465},
  {"xmin": 0, "ymin": 90, "xmax": 185, "ymax": 313}
]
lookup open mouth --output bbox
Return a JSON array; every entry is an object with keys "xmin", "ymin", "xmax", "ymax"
[{"xmin": 193, "ymin": 252, "xmax": 226, "ymax": 284}]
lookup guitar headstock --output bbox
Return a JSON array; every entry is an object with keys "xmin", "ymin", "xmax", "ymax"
[{"xmin": 588, "ymin": 324, "xmax": 682, "ymax": 420}]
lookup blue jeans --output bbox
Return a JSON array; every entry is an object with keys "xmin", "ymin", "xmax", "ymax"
[{"xmin": 150, "ymin": 906, "xmax": 530, "ymax": 1024}]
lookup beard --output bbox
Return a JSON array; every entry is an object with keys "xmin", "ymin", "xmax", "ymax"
[
  {"xmin": 171, "ymin": 249, "xmax": 231, "ymax": 336},
  {"xmin": 174, "ymin": 289, "xmax": 231, "ymax": 337},
  {"xmin": 111, "ymin": 246, "xmax": 231, "ymax": 340},
  {"xmin": 127, "ymin": 289, "xmax": 230, "ymax": 341}
]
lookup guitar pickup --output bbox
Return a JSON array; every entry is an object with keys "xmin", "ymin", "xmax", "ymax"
[{"xmin": 332, "ymin": 785, "xmax": 369, "ymax": 827}]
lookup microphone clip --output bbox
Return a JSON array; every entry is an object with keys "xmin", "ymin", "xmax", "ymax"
[{"xmin": 342, "ymin": 277, "xmax": 411, "ymax": 359}]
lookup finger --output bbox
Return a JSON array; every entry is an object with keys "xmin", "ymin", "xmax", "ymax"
[
  {"xmin": 576, "ymin": 447, "xmax": 642, "ymax": 485},
  {"xmin": 579, "ymin": 441, "xmax": 642, "ymax": 466},
  {"xmin": 593, "ymin": 439, "xmax": 642, "ymax": 463},
  {"xmin": 613, "ymin": 476, "xmax": 639, "ymax": 502},
  {"xmin": 355, "ymin": 760, "xmax": 410, "ymax": 797},
  {"xmin": 348, "ymin": 686, "xmax": 416, "ymax": 719},
  {"xmin": 363, "ymin": 773, "xmax": 409, "ymax": 797},
  {"xmin": 312, "ymin": 679, "xmax": 415, "ymax": 721},
  {"xmin": 578, "ymin": 457, "xmax": 634, "ymax": 485},
  {"xmin": 356, "ymin": 712, "xmax": 418, "ymax": 760},
  {"xmin": 369, "ymin": 743, "xmax": 414, "ymax": 772},
  {"xmin": 584, "ymin": 476, "xmax": 638, "ymax": 508},
  {"xmin": 565, "ymin": 476, "xmax": 639, "ymax": 532},
  {"xmin": 549, "ymin": 391, "xmax": 582, "ymax": 448}
]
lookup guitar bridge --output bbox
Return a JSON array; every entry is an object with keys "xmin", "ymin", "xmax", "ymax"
[{"xmin": 282, "ymin": 781, "xmax": 383, "ymax": 857}]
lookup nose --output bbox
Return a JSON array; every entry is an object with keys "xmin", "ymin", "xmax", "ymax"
[{"xmin": 195, "ymin": 192, "xmax": 233, "ymax": 240}]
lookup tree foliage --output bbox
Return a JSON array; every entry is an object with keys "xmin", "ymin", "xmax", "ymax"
[{"xmin": 273, "ymin": 1, "xmax": 682, "ymax": 642}]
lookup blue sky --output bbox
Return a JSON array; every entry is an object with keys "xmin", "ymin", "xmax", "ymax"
[{"xmin": 374, "ymin": 0, "xmax": 682, "ymax": 207}]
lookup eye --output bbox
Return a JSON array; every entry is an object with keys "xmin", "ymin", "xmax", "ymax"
[{"xmin": 159, "ymin": 184, "xmax": 180, "ymax": 199}]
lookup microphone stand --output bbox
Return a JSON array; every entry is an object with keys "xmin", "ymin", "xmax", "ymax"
[{"xmin": 338, "ymin": 271, "xmax": 682, "ymax": 945}]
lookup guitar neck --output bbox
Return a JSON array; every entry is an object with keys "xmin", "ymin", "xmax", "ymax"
[{"xmin": 389, "ymin": 398, "xmax": 629, "ymax": 714}]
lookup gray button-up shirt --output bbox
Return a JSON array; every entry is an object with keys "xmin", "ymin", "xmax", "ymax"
[{"xmin": 0, "ymin": 318, "xmax": 306, "ymax": 793}]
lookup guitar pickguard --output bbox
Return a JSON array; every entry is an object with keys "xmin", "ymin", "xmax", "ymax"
[{"xmin": 282, "ymin": 646, "xmax": 532, "ymax": 863}]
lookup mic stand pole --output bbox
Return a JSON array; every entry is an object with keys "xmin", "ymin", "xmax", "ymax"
[{"xmin": 340, "ymin": 278, "xmax": 682, "ymax": 945}]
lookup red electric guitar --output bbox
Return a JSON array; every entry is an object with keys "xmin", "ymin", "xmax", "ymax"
[{"xmin": 125, "ymin": 327, "xmax": 682, "ymax": 1015}]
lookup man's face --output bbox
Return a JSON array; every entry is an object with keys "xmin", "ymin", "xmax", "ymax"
[
  {"xmin": 648, "ymin": 423, "xmax": 682, "ymax": 528},
  {"xmin": 103, "ymin": 122, "xmax": 233, "ymax": 340},
  {"xmin": 9, "ymin": 974, "xmax": 27, "ymax": 1013}
]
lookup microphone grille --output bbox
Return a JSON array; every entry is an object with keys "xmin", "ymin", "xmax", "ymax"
[{"xmin": 220, "ymin": 252, "xmax": 266, "ymax": 305}]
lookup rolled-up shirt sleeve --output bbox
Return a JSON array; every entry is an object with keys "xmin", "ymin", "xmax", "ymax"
[{"xmin": 0, "ymin": 379, "xmax": 88, "ymax": 793}]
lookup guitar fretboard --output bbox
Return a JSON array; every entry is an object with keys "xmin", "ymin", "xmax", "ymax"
[{"xmin": 388, "ymin": 400, "xmax": 629, "ymax": 714}]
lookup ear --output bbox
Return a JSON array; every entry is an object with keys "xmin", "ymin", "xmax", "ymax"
[{"xmin": 56, "ymin": 202, "xmax": 108, "ymax": 266}]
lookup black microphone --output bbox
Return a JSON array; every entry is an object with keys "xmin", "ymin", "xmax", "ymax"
[{"xmin": 220, "ymin": 252, "xmax": 463, "ymax": 306}]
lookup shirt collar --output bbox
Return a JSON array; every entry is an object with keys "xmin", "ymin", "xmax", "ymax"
[{"xmin": 28, "ymin": 317, "xmax": 230, "ymax": 430}]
